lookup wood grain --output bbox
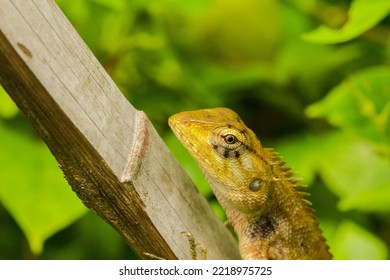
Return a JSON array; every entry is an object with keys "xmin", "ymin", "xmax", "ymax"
[{"xmin": 0, "ymin": 0, "xmax": 240, "ymax": 259}]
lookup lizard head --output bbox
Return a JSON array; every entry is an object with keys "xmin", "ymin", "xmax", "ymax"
[{"xmin": 169, "ymin": 107, "xmax": 274, "ymax": 215}]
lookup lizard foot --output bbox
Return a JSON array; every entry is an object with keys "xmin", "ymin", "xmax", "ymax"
[
  {"xmin": 180, "ymin": 231, "xmax": 207, "ymax": 260},
  {"xmin": 143, "ymin": 252, "xmax": 165, "ymax": 260},
  {"xmin": 143, "ymin": 231, "xmax": 208, "ymax": 260}
]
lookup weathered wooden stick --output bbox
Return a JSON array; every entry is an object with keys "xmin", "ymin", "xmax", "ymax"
[{"xmin": 0, "ymin": 0, "xmax": 240, "ymax": 259}]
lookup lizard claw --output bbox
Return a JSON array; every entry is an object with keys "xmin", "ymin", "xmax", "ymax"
[
  {"xmin": 143, "ymin": 252, "xmax": 165, "ymax": 260},
  {"xmin": 181, "ymin": 231, "xmax": 207, "ymax": 260}
]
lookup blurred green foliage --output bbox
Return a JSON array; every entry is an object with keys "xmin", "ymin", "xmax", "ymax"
[{"xmin": 1, "ymin": 0, "xmax": 389, "ymax": 259}]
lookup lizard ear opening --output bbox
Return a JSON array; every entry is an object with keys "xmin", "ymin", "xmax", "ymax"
[{"xmin": 249, "ymin": 178, "xmax": 262, "ymax": 192}]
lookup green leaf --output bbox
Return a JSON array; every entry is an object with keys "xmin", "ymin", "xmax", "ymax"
[
  {"xmin": 339, "ymin": 183, "xmax": 390, "ymax": 212},
  {"xmin": 90, "ymin": 0, "xmax": 127, "ymax": 11},
  {"xmin": 196, "ymin": 0, "xmax": 280, "ymax": 63},
  {"xmin": 301, "ymin": 0, "xmax": 390, "ymax": 44},
  {"xmin": 277, "ymin": 131, "xmax": 390, "ymax": 213},
  {"xmin": 331, "ymin": 220, "xmax": 388, "ymax": 260},
  {"xmin": 320, "ymin": 133, "xmax": 390, "ymax": 212},
  {"xmin": 306, "ymin": 66, "xmax": 390, "ymax": 143},
  {"xmin": 0, "ymin": 124, "xmax": 87, "ymax": 255},
  {"xmin": 0, "ymin": 87, "xmax": 19, "ymax": 119},
  {"xmin": 209, "ymin": 200, "xmax": 226, "ymax": 222}
]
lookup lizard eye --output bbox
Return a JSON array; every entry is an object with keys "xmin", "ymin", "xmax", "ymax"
[{"xmin": 223, "ymin": 134, "xmax": 238, "ymax": 144}]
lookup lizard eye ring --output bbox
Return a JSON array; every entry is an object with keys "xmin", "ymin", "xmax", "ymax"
[{"xmin": 223, "ymin": 134, "xmax": 238, "ymax": 144}]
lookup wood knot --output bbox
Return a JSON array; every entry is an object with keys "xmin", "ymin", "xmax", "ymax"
[{"xmin": 17, "ymin": 43, "xmax": 33, "ymax": 59}]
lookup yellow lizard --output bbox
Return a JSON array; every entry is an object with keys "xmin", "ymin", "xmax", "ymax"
[{"xmin": 168, "ymin": 107, "xmax": 332, "ymax": 260}]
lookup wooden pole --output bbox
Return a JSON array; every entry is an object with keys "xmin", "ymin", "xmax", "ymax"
[{"xmin": 0, "ymin": 0, "xmax": 240, "ymax": 259}]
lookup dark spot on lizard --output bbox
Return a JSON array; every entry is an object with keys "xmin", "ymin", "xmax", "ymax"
[
  {"xmin": 17, "ymin": 43, "xmax": 32, "ymax": 59},
  {"xmin": 249, "ymin": 213, "xmax": 277, "ymax": 239},
  {"xmin": 213, "ymin": 144, "xmax": 229, "ymax": 158},
  {"xmin": 299, "ymin": 242, "xmax": 308, "ymax": 253},
  {"xmin": 241, "ymin": 143, "xmax": 250, "ymax": 152},
  {"xmin": 213, "ymin": 144, "xmax": 240, "ymax": 160},
  {"xmin": 223, "ymin": 149, "xmax": 230, "ymax": 159}
]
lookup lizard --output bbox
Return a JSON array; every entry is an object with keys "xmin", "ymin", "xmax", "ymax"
[{"xmin": 168, "ymin": 107, "xmax": 332, "ymax": 260}]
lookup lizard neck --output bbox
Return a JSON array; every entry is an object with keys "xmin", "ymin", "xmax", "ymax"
[{"xmin": 206, "ymin": 172, "xmax": 331, "ymax": 260}]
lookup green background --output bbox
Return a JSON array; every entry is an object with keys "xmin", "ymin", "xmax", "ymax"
[{"xmin": 1, "ymin": 0, "xmax": 390, "ymax": 259}]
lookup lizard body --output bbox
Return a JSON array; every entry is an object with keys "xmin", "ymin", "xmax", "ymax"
[{"xmin": 168, "ymin": 108, "xmax": 332, "ymax": 260}]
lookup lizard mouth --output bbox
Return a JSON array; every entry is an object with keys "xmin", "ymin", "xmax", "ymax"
[{"xmin": 168, "ymin": 116, "xmax": 217, "ymax": 171}]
